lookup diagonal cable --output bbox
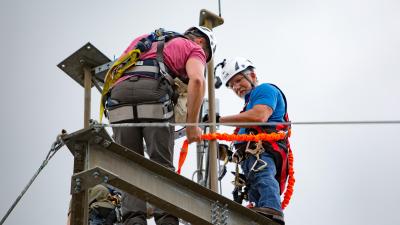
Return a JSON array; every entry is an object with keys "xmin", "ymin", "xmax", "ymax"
[{"xmin": 0, "ymin": 138, "xmax": 64, "ymax": 225}]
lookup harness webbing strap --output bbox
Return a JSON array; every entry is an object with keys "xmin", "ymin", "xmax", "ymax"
[
  {"xmin": 107, "ymin": 100, "xmax": 174, "ymax": 123},
  {"xmin": 125, "ymin": 65, "xmax": 160, "ymax": 74},
  {"xmin": 100, "ymin": 49, "xmax": 141, "ymax": 122},
  {"xmin": 156, "ymin": 39, "xmax": 175, "ymax": 85}
]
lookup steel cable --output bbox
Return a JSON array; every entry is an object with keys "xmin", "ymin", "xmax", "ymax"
[
  {"xmin": 93, "ymin": 120, "xmax": 400, "ymax": 128},
  {"xmin": 0, "ymin": 137, "xmax": 65, "ymax": 225}
]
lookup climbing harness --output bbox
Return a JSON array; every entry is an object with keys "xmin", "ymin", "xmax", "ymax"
[
  {"xmin": 100, "ymin": 28, "xmax": 185, "ymax": 123},
  {"xmin": 245, "ymin": 140, "xmax": 268, "ymax": 172},
  {"xmin": 176, "ymin": 131, "xmax": 295, "ymax": 209},
  {"xmin": 107, "ymin": 97, "xmax": 174, "ymax": 123},
  {"xmin": 177, "ymin": 132, "xmax": 287, "ymax": 174},
  {"xmin": 100, "ymin": 48, "xmax": 141, "ymax": 122}
]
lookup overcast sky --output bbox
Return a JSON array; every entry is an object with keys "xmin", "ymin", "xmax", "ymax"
[{"xmin": 1, "ymin": 0, "xmax": 400, "ymax": 225}]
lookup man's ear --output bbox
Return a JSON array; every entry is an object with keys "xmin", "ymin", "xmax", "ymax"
[
  {"xmin": 193, "ymin": 37, "xmax": 204, "ymax": 45},
  {"xmin": 250, "ymin": 72, "xmax": 257, "ymax": 80}
]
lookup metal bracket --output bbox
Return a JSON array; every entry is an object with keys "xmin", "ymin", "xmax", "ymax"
[
  {"xmin": 57, "ymin": 42, "xmax": 111, "ymax": 88},
  {"xmin": 71, "ymin": 167, "xmax": 118, "ymax": 194}
]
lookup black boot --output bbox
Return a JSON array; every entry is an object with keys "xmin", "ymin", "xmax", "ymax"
[
  {"xmin": 123, "ymin": 212, "xmax": 147, "ymax": 225},
  {"xmin": 252, "ymin": 207, "xmax": 285, "ymax": 225}
]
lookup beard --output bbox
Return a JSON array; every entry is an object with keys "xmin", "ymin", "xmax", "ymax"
[{"xmin": 236, "ymin": 88, "xmax": 251, "ymax": 99}]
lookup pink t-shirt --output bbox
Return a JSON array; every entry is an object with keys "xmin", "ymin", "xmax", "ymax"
[{"xmin": 116, "ymin": 34, "xmax": 206, "ymax": 84}]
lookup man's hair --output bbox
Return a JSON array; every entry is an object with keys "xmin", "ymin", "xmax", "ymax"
[
  {"xmin": 184, "ymin": 28, "xmax": 206, "ymax": 39},
  {"xmin": 241, "ymin": 67, "xmax": 258, "ymax": 85},
  {"xmin": 241, "ymin": 67, "xmax": 255, "ymax": 75},
  {"xmin": 184, "ymin": 31, "xmax": 210, "ymax": 58}
]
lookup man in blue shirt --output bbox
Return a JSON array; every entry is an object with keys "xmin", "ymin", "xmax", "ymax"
[{"xmin": 217, "ymin": 57, "xmax": 290, "ymax": 225}]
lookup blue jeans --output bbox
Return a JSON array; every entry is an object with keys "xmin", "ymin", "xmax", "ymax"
[
  {"xmin": 241, "ymin": 151, "xmax": 282, "ymax": 212},
  {"xmin": 89, "ymin": 210, "xmax": 106, "ymax": 225}
]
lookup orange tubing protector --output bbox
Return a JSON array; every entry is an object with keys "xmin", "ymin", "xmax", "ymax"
[{"xmin": 177, "ymin": 131, "xmax": 295, "ymax": 209}]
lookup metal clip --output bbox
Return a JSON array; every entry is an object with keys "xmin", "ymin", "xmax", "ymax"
[
  {"xmin": 246, "ymin": 140, "xmax": 267, "ymax": 172},
  {"xmin": 250, "ymin": 157, "xmax": 268, "ymax": 172}
]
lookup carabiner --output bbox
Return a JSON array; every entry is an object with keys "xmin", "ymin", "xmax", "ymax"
[{"xmin": 250, "ymin": 157, "xmax": 268, "ymax": 172}]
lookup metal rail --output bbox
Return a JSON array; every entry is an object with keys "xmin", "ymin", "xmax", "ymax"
[{"xmin": 62, "ymin": 127, "xmax": 278, "ymax": 225}]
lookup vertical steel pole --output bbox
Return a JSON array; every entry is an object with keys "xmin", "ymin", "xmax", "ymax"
[
  {"xmin": 205, "ymin": 35, "xmax": 218, "ymax": 192},
  {"xmin": 70, "ymin": 66, "xmax": 92, "ymax": 225},
  {"xmin": 199, "ymin": 9, "xmax": 224, "ymax": 193},
  {"xmin": 58, "ymin": 43, "xmax": 109, "ymax": 225},
  {"xmin": 83, "ymin": 66, "xmax": 92, "ymax": 128}
]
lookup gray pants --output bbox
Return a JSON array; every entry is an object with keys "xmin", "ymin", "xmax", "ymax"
[{"xmin": 110, "ymin": 77, "xmax": 178, "ymax": 225}]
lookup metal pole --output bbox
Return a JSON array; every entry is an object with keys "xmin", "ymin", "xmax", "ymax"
[
  {"xmin": 205, "ymin": 42, "xmax": 218, "ymax": 192},
  {"xmin": 57, "ymin": 43, "xmax": 109, "ymax": 225},
  {"xmin": 83, "ymin": 66, "xmax": 92, "ymax": 128},
  {"xmin": 70, "ymin": 66, "xmax": 92, "ymax": 225},
  {"xmin": 199, "ymin": 9, "xmax": 224, "ymax": 193}
]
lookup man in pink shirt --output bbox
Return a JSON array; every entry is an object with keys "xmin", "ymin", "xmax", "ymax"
[{"xmin": 105, "ymin": 26, "xmax": 216, "ymax": 225}]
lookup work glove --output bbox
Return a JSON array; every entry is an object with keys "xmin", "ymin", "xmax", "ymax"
[{"xmin": 202, "ymin": 113, "xmax": 221, "ymax": 123}]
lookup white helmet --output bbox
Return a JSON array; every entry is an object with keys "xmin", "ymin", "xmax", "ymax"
[
  {"xmin": 184, "ymin": 26, "xmax": 217, "ymax": 62},
  {"xmin": 220, "ymin": 57, "xmax": 255, "ymax": 87}
]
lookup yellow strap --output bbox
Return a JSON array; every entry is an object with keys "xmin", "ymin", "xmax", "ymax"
[{"xmin": 99, "ymin": 49, "xmax": 141, "ymax": 122}]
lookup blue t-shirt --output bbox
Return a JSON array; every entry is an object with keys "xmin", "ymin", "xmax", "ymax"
[{"xmin": 238, "ymin": 83, "xmax": 286, "ymax": 134}]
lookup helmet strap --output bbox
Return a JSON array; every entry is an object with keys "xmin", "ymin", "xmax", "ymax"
[{"xmin": 242, "ymin": 73, "xmax": 255, "ymax": 88}]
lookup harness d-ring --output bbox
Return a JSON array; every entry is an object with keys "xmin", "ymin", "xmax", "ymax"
[
  {"xmin": 250, "ymin": 155, "xmax": 268, "ymax": 172},
  {"xmin": 246, "ymin": 140, "xmax": 267, "ymax": 172}
]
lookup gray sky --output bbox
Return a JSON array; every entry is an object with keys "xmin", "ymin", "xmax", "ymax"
[{"xmin": 1, "ymin": 0, "xmax": 400, "ymax": 225}]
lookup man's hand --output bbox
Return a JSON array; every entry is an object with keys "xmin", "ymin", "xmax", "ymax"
[{"xmin": 186, "ymin": 126, "xmax": 202, "ymax": 144}]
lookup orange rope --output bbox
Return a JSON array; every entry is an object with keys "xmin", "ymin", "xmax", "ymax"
[{"xmin": 177, "ymin": 131, "xmax": 295, "ymax": 209}]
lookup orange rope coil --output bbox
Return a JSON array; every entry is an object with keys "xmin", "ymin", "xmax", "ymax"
[{"xmin": 177, "ymin": 131, "xmax": 295, "ymax": 209}]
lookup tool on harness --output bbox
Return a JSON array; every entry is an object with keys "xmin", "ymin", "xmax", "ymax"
[
  {"xmin": 217, "ymin": 143, "xmax": 234, "ymax": 180},
  {"xmin": 177, "ymin": 130, "xmax": 295, "ymax": 209},
  {"xmin": 218, "ymin": 160, "xmax": 228, "ymax": 181},
  {"xmin": 100, "ymin": 28, "xmax": 185, "ymax": 122},
  {"xmin": 173, "ymin": 77, "xmax": 188, "ymax": 123},
  {"xmin": 231, "ymin": 167, "xmax": 248, "ymax": 204}
]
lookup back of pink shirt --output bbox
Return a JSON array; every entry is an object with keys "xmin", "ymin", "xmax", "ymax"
[{"xmin": 121, "ymin": 34, "xmax": 206, "ymax": 82}]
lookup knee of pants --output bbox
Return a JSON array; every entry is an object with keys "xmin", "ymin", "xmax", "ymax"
[
  {"xmin": 121, "ymin": 193, "xmax": 147, "ymax": 216},
  {"xmin": 154, "ymin": 214, "xmax": 179, "ymax": 225}
]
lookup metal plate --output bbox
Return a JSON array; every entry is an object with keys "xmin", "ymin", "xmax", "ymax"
[
  {"xmin": 57, "ymin": 42, "xmax": 111, "ymax": 87},
  {"xmin": 199, "ymin": 9, "xmax": 224, "ymax": 28}
]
